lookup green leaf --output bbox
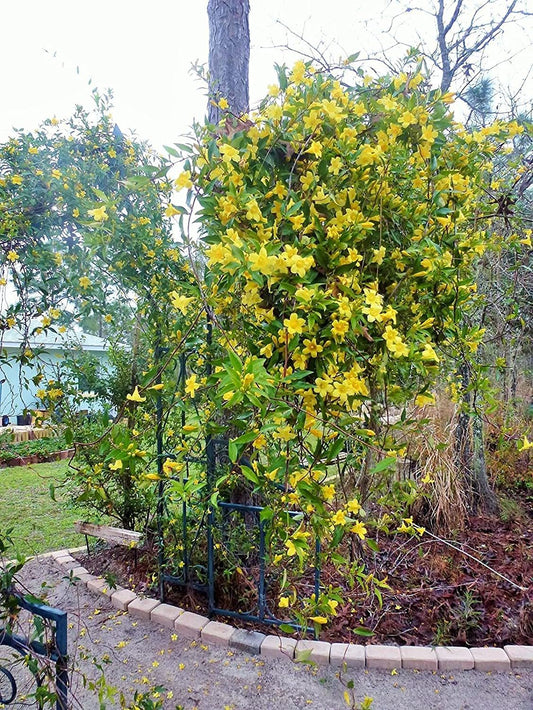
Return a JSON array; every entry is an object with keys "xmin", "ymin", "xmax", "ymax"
[
  {"xmin": 228, "ymin": 439, "xmax": 238, "ymax": 463},
  {"xmin": 279, "ymin": 623, "xmax": 297, "ymax": 634},
  {"xmin": 370, "ymin": 456, "xmax": 396, "ymax": 474},
  {"xmin": 366, "ymin": 538, "xmax": 380, "ymax": 553},
  {"xmin": 233, "ymin": 430, "xmax": 260, "ymax": 446},
  {"xmin": 353, "ymin": 626, "xmax": 374, "ymax": 637},
  {"xmin": 164, "ymin": 145, "xmax": 180, "ymax": 158},
  {"xmin": 240, "ymin": 465, "xmax": 259, "ymax": 484}
]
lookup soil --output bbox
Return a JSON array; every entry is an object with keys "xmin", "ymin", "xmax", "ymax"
[{"xmin": 81, "ymin": 494, "xmax": 533, "ymax": 649}]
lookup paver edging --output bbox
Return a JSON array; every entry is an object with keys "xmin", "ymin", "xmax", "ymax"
[{"xmin": 51, "ymin": 550, "xmax": 532, "ymax": 672}]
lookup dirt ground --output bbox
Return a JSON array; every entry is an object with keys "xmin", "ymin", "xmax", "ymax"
[{"xmin": 1, "ymin": 555, "xmax": 530, "ymax": 710}]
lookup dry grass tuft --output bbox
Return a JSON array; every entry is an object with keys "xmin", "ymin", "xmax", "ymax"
[{"xmin": 410, "ymin": 395, "xmax": 468, "ymax": 535}]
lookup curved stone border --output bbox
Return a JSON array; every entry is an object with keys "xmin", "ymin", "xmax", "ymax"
[{"xmin": 50, "ymin": 549, "xmax": 533, "ymax": 673}]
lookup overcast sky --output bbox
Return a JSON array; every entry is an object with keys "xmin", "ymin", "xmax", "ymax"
[{"xmin": 1, "ymin": 1, "xmax": 531, "ymax": 150}]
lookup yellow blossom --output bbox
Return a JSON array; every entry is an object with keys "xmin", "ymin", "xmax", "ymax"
[
  {"xmin": 351, "ymin": 521, "xmax": 367, "ymax": 539},
  {"xmin": 174, "ymin": 170, "xmax": 193, "ymax": 190},
  {"xmin": 284, "ymin": 313, "xmax": 306, "ymax": 335},
  {"xmin": 170, "ymin": 291, "xmax": 195, "ymax": 314},
  {"xmin": 88, "ymin": 205, "xmax": 108, "ymax": 222},
  {"xmin": 331, "ymin": 510, "xmax": 347, "ymax": 526},
  {"xmin": 185, "ymin": 374, "xmax": 201, "ymax": 397},
  {"xmin": 79, "ymin": 276, "xmax": 91, "ymax": 289},
  {"xmin": 126, "ymin": 386, "xmax": 146, "ymax": 403},
  {"xmin": 518, "ymin": 437, "xmax": 533, "ymax": 452}
]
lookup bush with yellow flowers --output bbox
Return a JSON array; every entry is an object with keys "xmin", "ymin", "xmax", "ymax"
[{"xmin": 169, "ymin": 59, "xmax": 525, "ymax": 625}]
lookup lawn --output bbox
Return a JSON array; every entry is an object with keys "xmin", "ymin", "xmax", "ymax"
[{"xmin": 0, "ymin": 461, "xmax": 85, "ymax": 557}]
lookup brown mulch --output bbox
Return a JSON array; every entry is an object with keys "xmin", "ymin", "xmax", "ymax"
[{"xmin": 82, "ymin": 498, "xmax": 533, "ymax": 648}]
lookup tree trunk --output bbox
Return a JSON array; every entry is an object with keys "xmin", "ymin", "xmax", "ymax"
[
  {"xmin": 472, "ymin": 412, "xmax": 498, "ymax": 514},
  {"xmin": 455, "ymin": 362, "xmax": 498, "ymax": 514},
  {"xmin": 207, "ymin": 0, "xmax": 250, "ymax": 125}
]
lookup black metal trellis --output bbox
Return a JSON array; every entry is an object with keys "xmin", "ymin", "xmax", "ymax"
[
  {"xmin": 0, "ymin": 593, "xmax": 68, "ymax": 709},
  {"xmin": 155, "ymin": 324, "xmax": 321, "ymax": 635}
]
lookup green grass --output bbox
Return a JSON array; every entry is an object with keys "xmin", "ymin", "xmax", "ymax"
[{"xmin": 0, "ymin": 461, "xmax": 85, "ymax": 557}]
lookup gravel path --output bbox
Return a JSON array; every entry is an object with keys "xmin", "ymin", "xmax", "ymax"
[{"xmin": 3, "ymin": 556, "xmax": 532, "ymax": 710}]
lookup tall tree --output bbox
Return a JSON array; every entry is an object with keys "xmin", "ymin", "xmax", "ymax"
[{"xmin": 207, "ymin": 0, "xmax": 250, "ymax": 125}]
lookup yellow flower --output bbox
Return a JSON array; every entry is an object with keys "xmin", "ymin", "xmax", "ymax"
[
  {"xmin": 310, "ymin": 615, "xmax": 328, "ymax": 625},
  {"xmin": 371, "ymin": 246, "xmax": 386, "ymax": 265},
  {"xmin": 79, "ymin": 276, "xmax": 91, "ymax": 289},
  {"xmin": 414, "ymin": 392, "xmax": 435, "ymax": 406},
  {"xmin": 165, "ymin": 204, "xmax": 181, "ymax": 217},
  {"xmin": 331, "ymin": 510, "xmax": 347, "ymax": 526},
  {"xmin": 126, "ymin": 386, "xmax": 146, "ymax": 403},
  {"xmin": 302, "ymin": 338, "xmax": 323, "ymax": 358},
  {"xmin": 104, "ymin": 314, "xmax": 113, "ymax": 323},
  {"xmin": 398, "ymin": 110, "xmax": 417, "ymax": 128},
  {"xmin": 185, "ymin": 374, "xmax": 200, "ymax": 397},
  {"xmin": 331, "ymin": 319, "xmax": 349, "ymax": 341},
  {"xmin": 218, "ymin": 97, "xmax": 229, "ymax": 110},
  {"xmin": 421, "ymin": 343, "xmax": 439, "ymax": 362},
  {"xmin": 323, "ymin": 484, "xmax": 335, "ymax": 501},
  {"xmin": 421, "ymin": 125, "xmax": 438, "ymax": 143},
  {"xmin": 329, "ymin": 156, "xmax": 343, "ymax": 175},
  {"xmin": 174, "ymin": 170, "xmax": 193, "ymax": 190},
  {"xmin": 248, "ymin": 247, "xmax": 277, "ymax": 275},
  {"xmin": 7, "ymin": 250, "xmax": 19, "ymax": 262},
  {"xmin": 347, "ymin": 498, "xmax": 361, "ymax": 515},
  {"xmin": 11, "ymin": 175, "xmax": 23, "ymax": 185},
  {"xmin": 109, "ymin": 459, "xmax": 123, "ymax": 471},
  {"xmin": 278, "ymin": 596, "xmax": 290, "ymax": 608},
  {"xmin": 88, "ymin": 205, "xmax": 108, "ymax": 222},
  {"xmin": 518, "ymin": 436, "xmax": 533, "ymax": 452},
  {"xmin": 351, "ymin": 521, "xmax": 367, "ymax": 539},
  {"xmin": 170, "ymin": 291, "xmax": 195, "ymax": 314},
  {"xmin": 273, "ymin": 425, "xmax": 296, "ymax": 442},
  {"xmin": 245, "ymin": 199, "xmax": 263, "ymax": 222},
  {"xmin": 290, "ymin": 60, "xmax": 306, "ymax": 83},
  {"xmin": 219, "ymin": 143, "xmax": 240, "ymax": 164},
  {"xmin": 284, "ymin": 313, "xmax": 306, "ymax": 335}
]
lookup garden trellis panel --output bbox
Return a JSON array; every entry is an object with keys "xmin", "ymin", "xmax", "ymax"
[{"xmin": 155, "ymin": 344, "xmax": 320, "ymax": 634}]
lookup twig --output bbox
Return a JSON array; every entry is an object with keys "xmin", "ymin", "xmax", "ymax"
[{"xmin": 423, "ymin": 529, "xmax": 527, "ymax": 591}]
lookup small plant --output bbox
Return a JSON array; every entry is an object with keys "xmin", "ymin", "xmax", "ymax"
[{"xmin": 453, "ymin": 589, "xmax": 483, "ymax": 636}]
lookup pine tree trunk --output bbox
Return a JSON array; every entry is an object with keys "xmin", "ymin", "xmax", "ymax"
[{"xmin": 207, "ymin": 0, "xmax": 250, "ymax": 125}]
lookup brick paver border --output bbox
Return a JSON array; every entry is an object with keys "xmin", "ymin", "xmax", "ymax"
[{"xmin": 50, "ymin": 549, "xmax": 533, "ymax": 672}]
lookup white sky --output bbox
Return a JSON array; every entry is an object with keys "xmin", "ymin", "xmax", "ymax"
[{"xmin": 1, "ymin": 1, "xmax": 532, "ymax": 150}]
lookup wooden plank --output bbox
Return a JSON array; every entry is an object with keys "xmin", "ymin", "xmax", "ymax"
[{"xmin": 74, "ymin": 521, "xmax": 142, "ymax": 547}]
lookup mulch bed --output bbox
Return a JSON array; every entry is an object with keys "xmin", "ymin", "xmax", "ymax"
[{"xmin": 82, "ymin": 497, "xmax": 533, "ymax": 648}]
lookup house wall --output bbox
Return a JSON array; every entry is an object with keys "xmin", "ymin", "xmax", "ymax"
[{"xmin": 0, "ymin": 347, "xmax": 108, "ymax": 421}]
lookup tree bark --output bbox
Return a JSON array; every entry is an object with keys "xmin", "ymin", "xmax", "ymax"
[{"xmin": 207, "ymin": 0, "xmax": 250, "ymax": 125}]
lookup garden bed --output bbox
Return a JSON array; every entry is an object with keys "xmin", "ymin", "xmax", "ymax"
[
  {"xmin": 81, "ymin": 492, "xmax": 533, "ymax": 648},
  {"xmin": 0, "ymin": 449, "xmax": 74, "ymax": 468},
  {"xmin": 0, "ymin": 432, "xmax": 73, "ymax": 468}
]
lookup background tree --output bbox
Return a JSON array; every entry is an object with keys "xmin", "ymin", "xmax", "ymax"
[{"xmin": 207, "ymin": 0, "xmax": 250, "ymax": 125}]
